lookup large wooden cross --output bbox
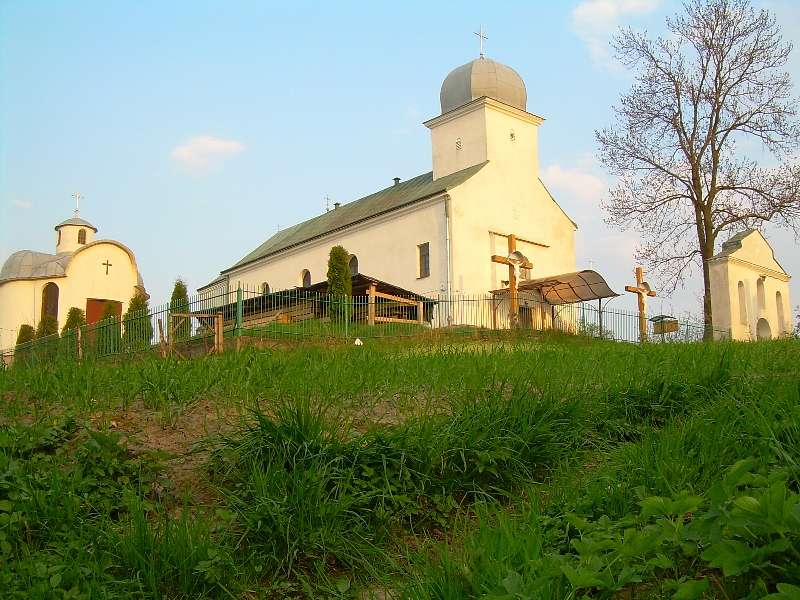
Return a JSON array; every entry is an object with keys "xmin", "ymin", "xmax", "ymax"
[
  {"xmin": 491, "ymin": 233, "xmax": 533, "ymax": 327},
  {"xmin": 625, "ymin": 266, "xmax": 656, "ymax": 343}
]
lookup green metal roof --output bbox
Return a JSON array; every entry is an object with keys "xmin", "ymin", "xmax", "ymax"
[{"xmin": 223, "ymin": 162, "xmax": 487, "ymax": 273}]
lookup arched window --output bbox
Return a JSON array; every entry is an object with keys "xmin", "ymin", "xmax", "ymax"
[
  {"xmin": 78, "ymin": 229, "xmax": 86, "ymax": 244},
  {"xmin": 349, "ymin": 255, "xmax": 358, "ymax": 276},
  {"xmin": 776, "ymin": 291, "xmax": 785, "ymax": 333},
  {"xmin": 300, "ymin": 269, "xmax": 311, "ymax": 288},
  {"xmin": 41, "ymin": 282, "xmax": 59, "ymax": 320},
  {"xmin": 737, "ymin": 281, "xmax": 748, "ymax": 325},
  {"xmin": 757, "ymin": 277, "xmax": 766, "ymax": 312},
  {"xmin": 261, "ymin": 282, "xmax": 270, "ymax": 295},
  {"xmin": 57, "ymin": 230, "xmax": 62, "ymax": 245}
]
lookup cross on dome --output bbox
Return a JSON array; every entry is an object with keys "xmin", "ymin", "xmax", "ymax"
[{"xmin": 474, "ymin": 25, "xmax": 487, "ymax": 58}]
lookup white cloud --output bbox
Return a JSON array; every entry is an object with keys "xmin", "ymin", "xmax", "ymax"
[
  {"xmin": 170, "ymin": 135, "xmax": 244, "ymax": 173},
  {"xmin": 12, "ymin": 199, "xmax": 32, "ymax": 209},
  {"xmin": 571, "ymin": 0, "xmax": 660, "ymax": 67},
  {"xmin": 541, "ymin": 157, "xmax": 607, "ymax": 206}
]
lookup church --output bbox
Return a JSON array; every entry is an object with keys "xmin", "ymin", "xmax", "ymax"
[
  {"xmin": 0, "ymin": 209, "xmax": 146, "ymax": 351},
  {"xmin": 709, "ymin": 229, "xmax": 793, "ymax": 341},
  {"xmin": 199, "ymin": 52, "xmax": 588, "ymax": 313}
]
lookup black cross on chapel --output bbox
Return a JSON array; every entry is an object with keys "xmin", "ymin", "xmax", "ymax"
[{"xmin": 102, "ymin": 260, "xmax": 112, "ymax": 275}]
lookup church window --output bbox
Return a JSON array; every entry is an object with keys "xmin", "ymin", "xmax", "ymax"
[
  {"xmin": 261, "ymin": 282, "xmax": 270, "ymax": 295},
  {"xmin": 300, "ymin": 269, "xmax": 311, "ymax": 288},
  {"xmin": 455, "ymin": 138, "xmax": 462, "ymax": 151},
  {"xmin": 41, "ymin": 282, "xmax": 59, "ymax": 321},
  {"xmin": 737, "ymin": 281, "xmax": 747, "ymax": 325},
  {"xmin": 757, "ymin": 277, "xmax": 766, "ymax": 312},
  {"xmin": 776, "ymin": 291, "xmax": 785, "ymax": 333},
  {"xmin": 349, "ymin": 255, "xmax": 358, "ymax": 276},
  {"xmin": 57, "ymin": 230, "xmax": 62, "ymax": 245},
  {"xmin": 418, "ymin": 243, "xmax": 430, "ymax": 279},
  {"xmin": 78, "ymin": 229, "xmax": 86, "ymax": 244}
]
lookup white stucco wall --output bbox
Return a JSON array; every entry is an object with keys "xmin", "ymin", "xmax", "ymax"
[
  {"xmin": 217, "ymin": 197, "xmax": 449, "ymax": 298},
  {"xmin": 0, "ymin": 241, "xmax": 141, "ymax": 350},
  {"xmin": 56, "ymin": 223, "xmax": 96, "ymax": 254},
  {"xmin": 709, "ymin": 231, "xmax": 792, "ymax": 340}
]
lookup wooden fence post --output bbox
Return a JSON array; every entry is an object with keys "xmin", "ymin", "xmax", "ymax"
[
  {"xmin": 367, "ymin": 283, "xmax": 376, "ymax": 326},
  {"xmin": 417, "ymin": 301, "xmax": 424, "ymax": 324},
  {"xmin": 76, "ymin": 327, "xmax": 83, "ymax": 360},
  {"xmin": 157, "ymin": 318, "xmax": 167, "ymax": 358}
]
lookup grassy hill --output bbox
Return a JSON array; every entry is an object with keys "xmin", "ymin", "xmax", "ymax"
[{"xmin": 1, "ymin": 336, "xmax": 798, "ymax": 598}]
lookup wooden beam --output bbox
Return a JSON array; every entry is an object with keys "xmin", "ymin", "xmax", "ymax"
[
  {"xmin": 490, "ymin": 230, "xmax": 550, "ymax": 248},
  {"xmin": 371, "ymin": 290, "xmax": 417, "ymax": 306},
  {"xmin": 375, "ymin": 316, "xmax": 421, "ymax": 324}
]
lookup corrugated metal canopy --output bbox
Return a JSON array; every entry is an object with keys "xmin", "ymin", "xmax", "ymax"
[{"xmin": 492, "ymin": 269, "xmax": 618, "ymax": 304}]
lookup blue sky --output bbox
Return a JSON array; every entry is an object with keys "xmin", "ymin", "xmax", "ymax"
[{"xmin": 2, "ymin": 0, "xmax": 798, "ymax": 321}]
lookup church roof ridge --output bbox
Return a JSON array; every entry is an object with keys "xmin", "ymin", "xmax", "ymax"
[
  {"xmin": 222, "ymin": 162, "xmax": 488, "ymax": 274},
  {"xmin": 55, "ymin": 216, "xmax": 98, "ymax": 232}
]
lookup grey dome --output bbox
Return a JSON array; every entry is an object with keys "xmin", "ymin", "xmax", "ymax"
[
  {"xmin": 55, "ymin": 216, "xmax": 97, "ymax": 232},
  {"xmin": 440, "ymin": 57, "xmax": 527, "ymax": 114},
  {"xmin": 0, "ymin": 250, "xmax": 71, "ymax": 283}
]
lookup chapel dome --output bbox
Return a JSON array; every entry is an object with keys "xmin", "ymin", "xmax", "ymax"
[
  {"xmin": 55, "ymin": 215, "xmax": 97, "ymax": 232},
  {"xmin": 439, "ymin": 57, "xmax": 527, "ymax": 114}
]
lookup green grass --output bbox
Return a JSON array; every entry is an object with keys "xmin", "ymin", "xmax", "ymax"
[{"xmin": 0, "ymin": 335, "xmax": 798, "ymax": 598}]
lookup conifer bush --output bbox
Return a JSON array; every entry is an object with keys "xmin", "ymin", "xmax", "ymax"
[
  {"xmin": 15, "ymin": 324, "xmax": 35, "ymax": 347},
  {"xmin": 170, "ymin": 279, "xmax": 190, "ymax": 341},
  {"xmin": 95, "ymin": 303, "xmax": 121, "ymax": 356},
  {"xmin": 35, "ymin": 314, "xmax": 58, "ymax": 339},
  {"xmin": 122, "ymin": 291, "xmax": 153, "ymax": 352},
  {"xmin": 61, "ymin": 307, "xmax": 87, "ymax": 358},
  {"xmin": 326, "ymin": 245, "xmax": 352, "ymax": 320}
]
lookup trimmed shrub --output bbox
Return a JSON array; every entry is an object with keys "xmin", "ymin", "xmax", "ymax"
[
  {"xmin": 95, "ymin": 303, "xmax": 121, "ymax": 355},
  {"xmin": 122, "ymin": 292, "xmax": 153, "ymax": 352},
  {"xmin": 61, "ymin": 307, "xmax": 87, "ymax": 358},
  {"xmin": 326, "ymin": 245, "xmax": 352, "ymax": 320},
  {"xmin": 170, "ymin": 280, "xmax": 190, "ymax": 341},
  {"xmin": 35, "ymin": 314, "xmax": 58, "ymax": 339},
  {"xmin": 15, "ymin": 324, "xmax": 35, "ymax": 346}
]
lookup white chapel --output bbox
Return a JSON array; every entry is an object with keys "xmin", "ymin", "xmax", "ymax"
[
  {"xmin": 200, "ymin": 52, "xmax": 603, "ymax": 318},
  {"xmin": 0, "ymin": 208, "xmax": 146, "ymax": 351}
]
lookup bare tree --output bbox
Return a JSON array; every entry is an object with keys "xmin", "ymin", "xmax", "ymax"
[{"xmin": 597, "ymin": 0, "xmax": 800, "ymax": 337}]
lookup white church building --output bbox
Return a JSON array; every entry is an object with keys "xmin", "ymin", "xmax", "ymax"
[
  {"xmin": 0, "ymin": 210, "xmax": 146, "ymax": 351},
  {"xmin": 200, "ymin": 54, "xmax": 584, "ymax": 308}
]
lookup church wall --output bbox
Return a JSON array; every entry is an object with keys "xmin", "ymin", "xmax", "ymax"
[
  {"xmin": 56, "ymin": 224, "xmax": 96, "ymax": 254},
  {"xmin": 429, "ymin": 107, "xmax": 488, "ymax": 180},
  {"xmin": 221, "ymin": 199, "xmax": 449, "ymax": 298},
  {"xmin": 0, "ymin": 279, "xmax": 43, "ymax": 350},
  {"xmin": 445, "ymin": 153, "xmax": 576, "ymax": 296}
]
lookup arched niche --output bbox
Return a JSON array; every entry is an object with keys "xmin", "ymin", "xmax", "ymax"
[
  {"xmin": 41, "ymin": 282, "xmax": 59, "ymax": 320},
  {"xmin": 756, "ymin": 317, "xmax": 772, "ymax": 341},
  {"xmin": 349, "ymin": 255, "xmax": 358, "ymax": 276}
]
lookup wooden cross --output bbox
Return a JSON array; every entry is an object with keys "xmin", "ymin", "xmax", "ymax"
[
  {"xmin": 474, "ymin": 25, "xmax": 487, "ymax": 58},
  {"xmin": 625, "ymin": 266, "xmax": 656, "ymax": 343},
  {"xmin": 491, "ymin": 233, "xmax": 533, "ymax": 327},
  {"xmin": 102, "ymin": 260, "xmax": 112, "ymax": 275}
]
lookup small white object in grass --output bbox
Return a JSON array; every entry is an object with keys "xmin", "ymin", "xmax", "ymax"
[{"xmin": 354, "ymin": 338, "xmax": 363, "ymax": 346}]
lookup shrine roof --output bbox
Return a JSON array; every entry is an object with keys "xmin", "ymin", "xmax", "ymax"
[{"xmin": 491, "ymin": 269, "xmax": 619, "ymax": 304}]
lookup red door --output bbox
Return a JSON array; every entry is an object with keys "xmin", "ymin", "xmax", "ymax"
[{"xmin": 86, "ymin": 299, "xmax": 122, "ymax": 325}]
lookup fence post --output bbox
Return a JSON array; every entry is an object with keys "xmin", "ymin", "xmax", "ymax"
[
  {"xmin": 76, "ymin": 326, "xmax": 83, "ymax": 360},
  {"xmin": 367, "ymin": 283, "xmax": 376, "ymax": 326},
  {"xmin": 235, "ymin": 284, "xmax": 243, "ymax": 351},
  {"xmin": 598, "ymin": 299, "xmax": 603, "ymax": 340}
]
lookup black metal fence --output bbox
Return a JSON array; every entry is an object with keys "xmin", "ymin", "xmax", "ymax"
[{"xmin": 1, "ymin": 283, "xmax": 725, "ymax": 367}]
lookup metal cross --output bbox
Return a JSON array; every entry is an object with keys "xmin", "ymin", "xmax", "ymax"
[
  {"xmin": 72, "ymin": 192, "xmax": 82, "ymax": 215},
  {"xmin": 474, "ymin": 25, "xmax": 487, "ymax": 58},
  {"xmin": 102, "ymin": 260, "xmax": 112, "ymax": 275}
]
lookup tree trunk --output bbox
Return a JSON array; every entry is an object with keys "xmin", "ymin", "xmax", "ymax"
[{"xmin": 701, "ymin": 241, "xmax": 714, "ymax": 341}]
